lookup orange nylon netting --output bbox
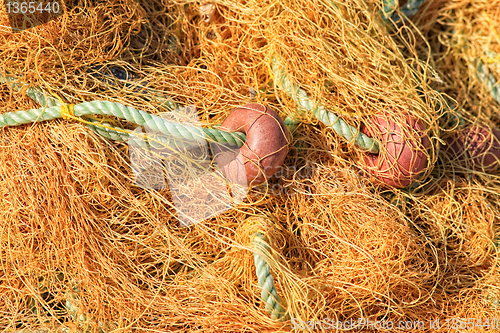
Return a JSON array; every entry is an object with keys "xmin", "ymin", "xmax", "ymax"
[{"xmin": 0, "ymin": 0, "xmax": 499, "ymax": 332}]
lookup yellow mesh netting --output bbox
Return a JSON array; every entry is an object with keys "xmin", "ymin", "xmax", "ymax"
[{"xmin": 0, "ymin": 0, "xmax": 499, "ymax": 332}]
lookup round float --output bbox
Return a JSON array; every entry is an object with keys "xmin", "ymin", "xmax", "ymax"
[
  {"xmin": 215, "ymin": 103, "xmax": 290, "ymax": 187},
  {"xmin": 361, "ymin": 112, "xmax": 430, "ymax": 188},
  {"xmin": 445, "ymin": 124, "xmax": 500, "ymax": 172}
]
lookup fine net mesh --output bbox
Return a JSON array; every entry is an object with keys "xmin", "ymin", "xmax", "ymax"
[{"xmin": 0, "ymin": 0, "xmax": 499, "ymax": 331}]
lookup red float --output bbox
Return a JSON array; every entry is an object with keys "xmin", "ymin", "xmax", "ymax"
[
  {"xmin": 445, "ymin": 124, "xmax": 500, "ymax": 172},
  {"xmin": 214, "ymin": 103, "xmax": 290, "ymax": 187},
  {"xmin": 361, "ymin": 113, "xmax": 430, "ymax": 188}
]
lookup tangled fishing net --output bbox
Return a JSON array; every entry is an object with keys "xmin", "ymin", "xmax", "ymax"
[{"xmin": 0, "ymin": 0, "xmax": 499, "ymax": 332}]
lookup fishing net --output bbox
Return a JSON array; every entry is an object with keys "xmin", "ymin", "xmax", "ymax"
[{"xmin": 0, "ymin": 0, "xmax": 499, "ymax": 332}]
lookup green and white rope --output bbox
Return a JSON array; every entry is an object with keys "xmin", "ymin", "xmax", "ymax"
[
  {"xmin": 84, "ymin": 118, "xmax": 189, "ymax": 151},
  {"xmin": 1, "ymin": 73, "xmax": 247, "ymax": 147},
  {"xmin": 1, "ymin": 76, "xmax": 291, "ymax": 322},
  {"xmin": 0, "ymin": 100, "xmax": 247, "ymax": 147},
  {"xmin": 1, "ymin": 73, "xmax": 139, "ymax": 144},
  {"xmin": 1, "ymin": 73, "xmax": 303, "ymax": 149},
  {"xmin": 270, "ymin": 55, "xmax": 380, "ymax": 153},
  {"xmin": 252, "ymin": 232, "xmax": 288, "ymax": 320},
  {"xmin": 14, "ymin": 231, "xmax": 289, "ymax": 331}
]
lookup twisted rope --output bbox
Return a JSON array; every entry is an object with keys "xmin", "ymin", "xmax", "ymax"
[
  {"xmin": 2, "ymin": 71, "xmax": 302, "ymax": 148},
  {"xmin": 252, "ymin": 232, "xmax": 288, "ymax": 320},
  {"xmin": 1, "ymin": 72, "xmax": 247, "ymax": 148},
  {"xmin": 2, "ymin": 70, "xmax": 302, "ymax": 148},
  {"xmin": 1, "ymin": 72, "xmax": 231, "ymax": 149},
  {"xmin": 88, "ymin": 65, "xmax": 302, "ymax": 133},
  {"xmin": 85, "ymin": 117, "xmax": 191, "ymax": 151},
  {"xmin": 270, "ymin": 55, "xmax": 380, "ymax": 153},
  {"xmin": 0, "ymin": 100, "xmax": 247, "ymax": 147},
  {"xmin": 1, "ymin": 76, "xmax": 291, "ymax": 321}
]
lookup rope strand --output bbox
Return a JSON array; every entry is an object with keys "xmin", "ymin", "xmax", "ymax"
[
  {"xmin": 270, "ymin": 55, "xmax": 380, "ymax": 153},
  {"xmin": 252, "ymin": 232, "xmax": 288, "ymax": 321}
]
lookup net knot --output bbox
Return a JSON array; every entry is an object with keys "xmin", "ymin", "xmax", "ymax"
[
  {"xmin": 60, "ymin": 103, "xmax": 76, "ymax": 120},
  {"xmin": 48, "ymin": 88, "xmax": 76, "ymax": 120}
]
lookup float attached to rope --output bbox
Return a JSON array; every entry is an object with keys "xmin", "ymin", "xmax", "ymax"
[
  {"xmin": 214, "ymin": 103, "xmax": 290, "ymax": 187},
  {"xmin": 270, "ymin": 55, "xmax": 430, "ymax": 189},
  {"xmin": 0, "ymin": 73, "xmax": 290, "ymax": 321}
]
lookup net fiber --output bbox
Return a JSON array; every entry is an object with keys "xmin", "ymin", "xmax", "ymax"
[{"xmin": 0, "ymin": 0, "xmax": 499, "ymax": 332}]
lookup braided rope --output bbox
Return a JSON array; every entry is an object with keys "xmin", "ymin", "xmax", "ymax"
[
  {"xmin": 77, "ymin": 101, "xmax": 246, "ymax": 146},
  {"xmin": 1, "ymin": 72, "xmax": 301, "ymax": 149},
  {"xmin": 0, "ymin": 100, "xmax": 247, "ymax": 147},
  {"xmin": 84, "ymin": 118, "xmax": 168, "ymax": 149},
  {"xmin": 270, "ymin": 55, "xmax": 380, "ymax": 153},
  {"xmin": 84, "ymin": 118, "xmax": 135, "ymax": 142},
  {"xmin": 1, "ymin": 73, "xmax": 247, "ymax": 147},
  {"xmin": 1, "ymin": 76, "xmax": 291, "ymax": 321},
  {"xmin": 252, "ymin": 232, "xmax": 288, "ymax": 320},
  {"xmin": 26, "ymin": 88, "xmax": 60, "ymax": 108}
]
